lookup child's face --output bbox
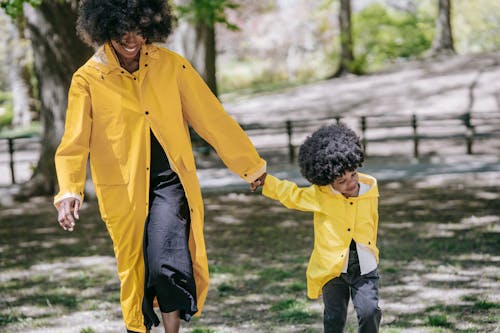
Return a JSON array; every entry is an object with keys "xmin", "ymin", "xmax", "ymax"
[{"xmin": 332, "ymin": 170, "xmax": 359, "ymax": 198}]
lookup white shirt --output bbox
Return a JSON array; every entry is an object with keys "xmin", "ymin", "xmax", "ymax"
[{"xmin": 331, "ymin": 182, "xmax": 378, "ymax": 275}]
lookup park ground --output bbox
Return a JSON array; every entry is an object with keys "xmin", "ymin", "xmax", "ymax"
[{"xmin": 1, "ymin": 167, "xmax": 499, "ymax": 333}]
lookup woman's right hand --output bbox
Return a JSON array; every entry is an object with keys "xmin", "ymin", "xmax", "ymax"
[{"xmin": 57, "ymin": 198, "xmax": 81, "ymax": 232}]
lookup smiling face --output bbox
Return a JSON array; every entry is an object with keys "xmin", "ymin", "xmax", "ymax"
[
  {"xmin": 332, "ymin": 169, "xmax": 360, "ymax": 198},
  {"xmin": 110, "ymin": 31, "xmax": 145, "ymax": 63}
]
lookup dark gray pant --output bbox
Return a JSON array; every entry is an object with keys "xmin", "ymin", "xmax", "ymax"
[{"xmin": 322, "ymin": 249, "xmax": 381, "ymax": 333}]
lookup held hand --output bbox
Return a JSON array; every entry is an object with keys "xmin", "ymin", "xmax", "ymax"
[
  {"xmin": 57, "ymin": 198, "xmax": 81, "ymax": 232},
  {"xmin": 250, "ymin": 172, "xmax": 267, "ymax": 192}
]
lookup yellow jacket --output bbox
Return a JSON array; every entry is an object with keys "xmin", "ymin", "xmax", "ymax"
[
  {"xmin": 54, "ymin": 43, "xmax": 265, "ymax": 331},
  {"xmin": 262, "ymin": 173, "xmax": 379, "ymax": 299}
]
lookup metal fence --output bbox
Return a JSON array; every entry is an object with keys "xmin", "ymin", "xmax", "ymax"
[
  {"xmin": 0, "ymin": 135, "xmax": 40, "ymax": 185},
  {"xmin": 236, "ymin": 111, "xmax": 500, "ymax": 163},
  {"xmin": 2, "ymin": 111, "xmax": 500, "ymax": 185}
]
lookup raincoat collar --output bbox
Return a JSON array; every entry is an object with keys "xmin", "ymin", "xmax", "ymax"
[
  {"xmin": 89, "ymin": 42, "xmax": 160, "ymax": 74},
  {"xmin": 319, "ymin": 172, "xmax": 378, "ymax": 199}
]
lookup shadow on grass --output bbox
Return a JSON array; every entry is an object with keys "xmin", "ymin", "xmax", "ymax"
[{"xmin": 1, "ymin": 175, "xmax": 499, "ymax": 332}]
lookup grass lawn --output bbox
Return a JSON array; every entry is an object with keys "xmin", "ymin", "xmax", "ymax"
[{"xmin": 0, "ymin": 172, "xmax": 499, "ymax": 332}]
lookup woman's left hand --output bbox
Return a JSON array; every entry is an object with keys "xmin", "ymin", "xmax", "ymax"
[{"xmin": 250, "ymin": 172, "xmax": 267, "ymax": 192}]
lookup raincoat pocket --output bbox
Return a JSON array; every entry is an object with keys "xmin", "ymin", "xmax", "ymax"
[
  {"xmin": 90, "ymin": 120, "xmax": 130, "ymax": 185},
  {"xmin": 92, "ymin": 161, "xmax": 130, "ymax": 185},
  {"xmin": 97, "ymin": 184, "xmax": 132, "ymax": 222}
]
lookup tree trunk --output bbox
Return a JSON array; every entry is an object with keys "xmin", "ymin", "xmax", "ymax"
[
  {"xmin": 431, "ymin": 0, "xmax": 455, "ymax": 55},
  {"xmin": 200, "ymin": 22, "xmax": 217, "ymax": 97},
  {"xmin": 172, "ymin": 0, "xmax": 218, "ymax": 96},
  {"xmin": 20, "ymin": 1, "xmax": 92, "ymax": 197},
  {"xmin": 4, "ymin": 13, "xmax": 33, "ymax": 127},
  {"xmin": 331, "ymin": 0, "xmax": 354, "ymax": 78}
]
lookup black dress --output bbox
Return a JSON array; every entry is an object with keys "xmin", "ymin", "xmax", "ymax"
[{"xmin": 141, "ymin": 132, "xmax": 198, "ymax": 330}]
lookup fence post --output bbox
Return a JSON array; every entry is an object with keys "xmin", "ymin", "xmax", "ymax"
[
  {"xmin": 8, "ymin": 138, "xmax": 16, "ymax": 184},
  {"xmin": 286, "ymin": 120, "xmax": 295, "ymax": 163},
  {"xmin": 462, "ymin": 112, "xmax": 474, "ymax": 154},
  {"xmin": 360, "ymin": 116, "xmax": 367, "ymax": 155},
  {"xmin": 412, "ymin": 114, "xmax": 419, "ymax": 158}
]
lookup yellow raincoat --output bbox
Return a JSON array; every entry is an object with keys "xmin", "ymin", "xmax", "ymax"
[
  {"xmin": 54, "ymin": 43, "xmax": 266, "ymax": 332},
  {"xmin": 262, "ymin": 173, "xmax": 379, "ymax": 299}
]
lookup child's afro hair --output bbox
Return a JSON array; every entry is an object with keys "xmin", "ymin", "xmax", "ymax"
[
  {"xmin": 77, "ymin": 0, "xmax": 174, "ymax": 46},
  {"xmin": 298, "ymin": 123, "xmax": 364, "ymax": 185}
]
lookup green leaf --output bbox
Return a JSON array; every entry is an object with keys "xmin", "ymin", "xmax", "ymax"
[
  {"xmin": 1, "ymin": 0, "xmax": 42, "ymax": 18},
  {"xmin": 351, "ymin": 3, "xmax": 434, "ymax": 71},
  {"xmin": 175, "ymin": 0, "xmax": 239, "ymax": 30}
]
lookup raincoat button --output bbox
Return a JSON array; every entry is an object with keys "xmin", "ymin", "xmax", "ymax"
[
  {"xmin": 145, "ymin": 111, "xmax": 149, "ymax": 115},
  {"xmin": 347, "ymin": 228, "xmax": 351, "ymax": 232},
  {"xmin": 133, "ymin": 77, "xmax": 137, "ymax": 80},
  {"xmin": 145, "ymin": 64, "xmax": 148, "ymax": 67},
  {"xmin": 244, "ymin": 173, "xmax": 247, "ymax": 177},
  {"xmin": 368, "ymin": 241, "xmax": 371, "ymax": 245},
  {"xmin": 121, "ymin": 70, "xmax": 124, "ymax": 74},
  {"xmin": 145, "ymin": 52, "xmax": 149, "ymax": 55},
  {"xmin": 350, "ymin": 202, "xmax": 353, "ymax": 205},
  {"xmin": 182, "ymin": 65, "xmax": 186, "ymax": 69},
  {"xmin": 190, "ymin": 208, "xmax": 194, "ymax": 212}
]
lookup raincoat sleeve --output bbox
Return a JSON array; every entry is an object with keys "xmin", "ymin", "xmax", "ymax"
[
  {"xmin": 262, "ymin": 175, "xmax": 320, "ymax": 212},
  {"xmin": 53, "ymin": 73, "xmax": 92, "ymax": 206},
  {"xmin": 372, "ymin": 197, "xmax": 379, "ymax": 244},
  {"xmin": 177, "ymin": 60, "xmax": 266, "ymax": 183}
]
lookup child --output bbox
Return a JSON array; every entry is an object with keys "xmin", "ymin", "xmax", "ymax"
[{"xmin": 251, "ymin": 123, "xmax": 382, "ymax": 332}]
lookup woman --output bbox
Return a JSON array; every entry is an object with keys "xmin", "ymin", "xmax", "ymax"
[{"xmin": 54, "ymin": 1, "xmax": 266, "ymax": 332}]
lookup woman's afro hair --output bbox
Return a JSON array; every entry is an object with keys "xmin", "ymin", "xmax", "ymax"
[
  {"xmin": 298, "ymin": 123, "xmax": 364, "ymax": 186},
  {"xmin": 77, "ymin": 0, "xmax": 174, "ymax": 46}
]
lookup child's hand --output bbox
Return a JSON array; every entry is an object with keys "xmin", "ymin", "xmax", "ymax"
[{"xmin": 250, "ymin": 172, "xmax": 267, "ymax": 192}]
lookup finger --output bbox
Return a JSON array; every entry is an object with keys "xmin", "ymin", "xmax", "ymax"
[
  {"xmin": 57, "ymin": 218, "xmax": 67, "ymax": 230},
  {"xmin": 73, "ymin": 200, "xmax": 80, "ymax": 220},
  {"xmin": 57, "ymin": 204, "xmax": 69, "ymax": 229},
  {"xmin": 58, "ymin": 219, "xmax": 68, "ymax": 230},
  {"xmin": 60, "ymin": 213, "xmax": 74, "ymax": 231},
  {"xmin": 64, "ymin": 211, "xmax": 75, "ymax": 226},
  {"xmin": 57, "ymin": 209, "xmax": 66, "ymax": 224},
  {"xmin": 60, "ymin": 206, "xmax": 75, "ymax": 230}
]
